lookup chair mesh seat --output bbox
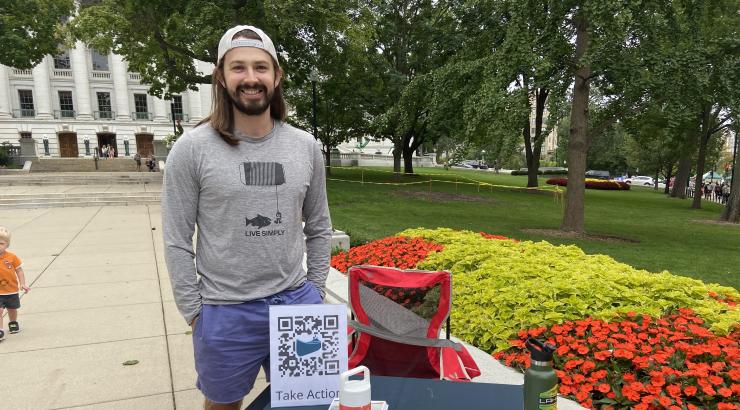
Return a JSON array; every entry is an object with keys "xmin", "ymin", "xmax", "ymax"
[{"xmin": 347, "ymin": 265, "xmax": 481, "ymax": 381}]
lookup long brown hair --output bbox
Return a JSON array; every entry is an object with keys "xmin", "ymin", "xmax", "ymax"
[{"xmin": 198, "ymin": 29, "xmax": 286, "ymax": 146}]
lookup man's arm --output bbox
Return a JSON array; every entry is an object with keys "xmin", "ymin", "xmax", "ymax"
[
  {"xmin": 302, "ymin": 142, "xmax": 333, "ymax": 298},
  {"xmin": 15, "ymin": 266, "xmax": 29, "ymax": 293},
  {"xmin": 162, "ymin": 135, "xmax": 202, "ymax": 324}
]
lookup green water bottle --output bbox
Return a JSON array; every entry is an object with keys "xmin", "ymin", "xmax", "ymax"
[{"xmin": 523, "ymin": 337, "xmax": 558, "ymax": 410}]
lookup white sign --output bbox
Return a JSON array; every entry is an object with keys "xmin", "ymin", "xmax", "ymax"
[{"xmin": 269, "ymin": 304, "xmax": 348, "ymax": 407}]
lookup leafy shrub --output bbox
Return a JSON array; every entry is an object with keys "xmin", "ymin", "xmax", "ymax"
[
  {"xmin": 397, "ymin": 228, "xmax": 739, "ymax": 352},
  {"xmin": 547, "ymin": 178, "xmax": 630, "ymax": 190}
]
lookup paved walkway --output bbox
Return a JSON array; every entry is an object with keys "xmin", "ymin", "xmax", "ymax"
[{"xmin": 0, "ymin": 203, "xmax": 582, "ymax": 409}]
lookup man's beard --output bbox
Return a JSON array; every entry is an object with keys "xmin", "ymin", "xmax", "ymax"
[{"xmin": 228, "ymin": 83, "xmax": 275, "ymax": 116}]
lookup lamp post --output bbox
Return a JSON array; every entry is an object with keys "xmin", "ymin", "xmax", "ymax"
[
  {"xmin": 481, "ymin": 150, "xmax": 485, "ymax": 167},
  {"xmin": 170, "ymin": 101, "xmax": 177, "ymax": 134},
  {"xmin": 732, "ymin": 132, "xmax": 738, "ymax": 184},
  {"xmin": 309, "ymin": 68, "xmax": 319, "ymax": 139}
]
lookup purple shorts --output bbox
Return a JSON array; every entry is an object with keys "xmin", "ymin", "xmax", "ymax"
[{"xmin": 193, "ymin": 281, "xmax": 323, "ymax": 404}]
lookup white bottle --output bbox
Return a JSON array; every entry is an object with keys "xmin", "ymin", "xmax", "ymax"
[{"xmin": 339, "ymin": 366, "xmax": 371, "ymax": 410}]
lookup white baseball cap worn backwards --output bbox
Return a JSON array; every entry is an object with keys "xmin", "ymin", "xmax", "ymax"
[{"xmin": 217, "ymin": 25, "xmax": 280, "ymax": 67}]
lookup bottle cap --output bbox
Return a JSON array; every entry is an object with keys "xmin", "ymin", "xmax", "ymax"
[{"xmin": 526, "ymin": 337, "xmax": 556, "ymax": 361}]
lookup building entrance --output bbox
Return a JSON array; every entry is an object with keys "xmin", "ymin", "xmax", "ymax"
[
  {"xmin": 97, "ymin": 132, "xmax": 117, "ymax": 157},
  {"xmin": 135, "ymin": 133, "xmax": 154, "ymax": 157},
  {"xmin": 58, "ymin": 132, "xmax": 79, "ymax": 157}
]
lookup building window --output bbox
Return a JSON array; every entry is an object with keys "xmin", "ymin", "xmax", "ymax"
[
  {"xmin": 18, "ymin": 89, "xmax": 35, "ymax": 117},
  {"xmin": 20, "ymin": 132, "xmax": 32, "ymax": 139},
  {"xmin": 96, "ymin": 92, "xmax": 113, "ymax": 119},
  {"xmin": 53, "ymin": 52, "xmax": 71, "ymax": 69},
  {"xmin": 91, "ymin": 50, "xmax": 109, "ymax": 71},
  {"xmin": 171, "ymin": 95, "xmax": 184, "ymax": 120},
  {"xmin": 134, "ymin": 93, "xmax": 149, "ymax": 119},
  {"xmin": 58, "ymin": 90, "xmax": 75, "ymax": 118}
]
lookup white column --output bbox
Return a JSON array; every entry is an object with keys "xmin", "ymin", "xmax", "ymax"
[
  {"xmin": 198, "ymin": 61, "xmax": 213, "ymax": 118},
  {"xmin": 188, "ymin": 88, "xmax": 202, "ymax": 121},
  {"xmin": 153, "ymin": 96, "xmax": 167, "ymax": 121},
  {"xmin": 0, "ymin": 65, "xmax": 11, "ymax": 118},
  {"xmin": 70, "ymin": 41, "xmax": 93, "ymax": 119},
  {"xmin": 32, "ymin": 57, "xmax": 53, "ymax": 119},
  {"xmin": 110, "ymin": 54, "xmax": 130, "ymax": 120},
  {"xmin": 199, "ymin": 84, "xmax": 212, "ymax": 118}
]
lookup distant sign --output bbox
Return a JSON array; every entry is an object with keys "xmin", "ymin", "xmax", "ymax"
[{"xmin": 269, "ymin": 304, "xmax": 348, "ymax": 407}]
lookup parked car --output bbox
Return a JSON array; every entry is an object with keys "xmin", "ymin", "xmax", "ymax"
[
  {"xmin": 585, "ymin": 170, "xmax": 610, "ymax": 180},
  {"xmin": 625, "ymin": 176, "xmax": 654, "ymax": 186}
]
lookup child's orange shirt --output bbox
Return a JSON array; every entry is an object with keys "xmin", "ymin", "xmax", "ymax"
[{"xmin": 0, "ymin": 250, "xmax": 22, "ymax": 295}]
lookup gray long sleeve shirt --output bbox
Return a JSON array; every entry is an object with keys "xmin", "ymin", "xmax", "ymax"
[{"xmin": 162, "ymin": 121, "xmax": 332, "ymax": 324}]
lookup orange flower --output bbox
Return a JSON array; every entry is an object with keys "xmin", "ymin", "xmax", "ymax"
[{"xmin": 596, "ymin": 383, "xmax": 611, "ymax": 393}]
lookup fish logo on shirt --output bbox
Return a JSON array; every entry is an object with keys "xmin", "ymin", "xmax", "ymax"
[{"xmin": 246, "ymin": 214, "xmax": 272, "ymax": 229}]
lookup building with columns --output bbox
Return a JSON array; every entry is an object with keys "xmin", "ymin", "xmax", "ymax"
[{"xmin": 0, "ymin": 42, "xmax": 212, "ymax": 159}]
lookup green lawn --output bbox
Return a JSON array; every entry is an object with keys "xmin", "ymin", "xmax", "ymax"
[{"xmin": 326, "ymin": 166, "xmax": 740, "ymax": 290}]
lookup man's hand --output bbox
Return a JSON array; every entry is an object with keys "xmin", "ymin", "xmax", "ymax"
[
  {"xmin": 21, "ymin": 285, "xmax": 29, "ymax": 293},
  {"xmin": 190, "ymin": 315, "xmax": 199, "ymax": 329}
]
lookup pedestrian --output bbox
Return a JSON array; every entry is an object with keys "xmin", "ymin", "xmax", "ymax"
[
  {"xmin": 0, "ymin": 227, "xmax": 29, "ymax": 342},
  {"xmin": 714, "ymin": 182, "xmax": 722, "ymax": 203},
  {"xmin": 723, "ymin": 183, "xmax": 731, "ymax": 204},
  {"xmin": 162, "ymin": 25, "xmax": 332, "ymax": 409},
  {"xmin": 101, "ymin": 145, "xmax": 108, "ymax": 159},
  {"xmin": 109, "ymin": 146, "xmax": 116, "ymax": 159},
  {"xmin": 133, "ymin": 152, "xmax": 142, "ymax": 171},
  {"xmin": 147, "ymin": 154, "xmax": 156, "ymax": 172}
]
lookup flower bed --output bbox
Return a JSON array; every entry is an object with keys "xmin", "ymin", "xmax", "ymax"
[
  {"xmin": 330, "ymin": 236, "xmax": 444, "ymax": 273},
  {"xmin": 332, "ymin": 228, "xmax": 740, "ymax": 409},
  {"xmin": 547, "ymin": 178, "xmax": 630, "ymax": 190},
  {"xmin": 494, "ymin": 310, "xmax": 740, "ymax": 409}
]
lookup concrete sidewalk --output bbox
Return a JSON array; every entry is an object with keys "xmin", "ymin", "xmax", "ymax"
[{"xmin": 0, "ymin": 204, "xmax": 582, "ymax": 409}]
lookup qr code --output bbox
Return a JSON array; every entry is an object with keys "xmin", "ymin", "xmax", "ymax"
[{"xmin": 277, "ymin": 314, "xmax": 341, "ymax": 377}]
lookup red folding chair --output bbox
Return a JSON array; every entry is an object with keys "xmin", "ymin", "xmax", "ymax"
[{"xmin": 347, "ymin": 265, "xmax": 481, "ymax": 381}]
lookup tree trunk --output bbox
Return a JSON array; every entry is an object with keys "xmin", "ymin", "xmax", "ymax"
[
  {"xmin": 691, "ymin": 106, "xmax": 712, "ymax": 209},
  {"xmin": 561, "ymin": 13, "xmax": 590, "ymax": 233},
  {"xmin": 663, "ymin": 165, "xmax": 673, "ymax": 195},
  {"xmin": 403, "ymin": 148, "xmax": 414, "ymax": 174},
  {"xmin": 392, "ymin": 145, "xmax": 402, "ymax": 173},
  {"xmin": 671, "ymin": 155, "xmax": 692, "ymax": 198},
  {"xmin": 523, "ymin": 124, "xmax": 539, "ymax": 187},
  {"xmin": 720, "ymin": 138, "xmax": 740, "ymax": 222},
  {"xmin": 324, "ymin": 146, "xmax": 331, "ymax": 177}
]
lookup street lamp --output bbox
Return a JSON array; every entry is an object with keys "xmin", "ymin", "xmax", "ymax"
[
  {"xmin": 309, "ymin": 68, "xmax": 319, "ymax": 139},
  {"xmin": 170, "ymin": 101, "xmax": 177, "ymax": 134},
  {"xmin": 732, "ymin": 132, "xmax": 738, "ymax": 184}
]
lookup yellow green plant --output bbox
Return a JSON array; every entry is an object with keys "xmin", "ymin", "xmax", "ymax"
[{"xmin": 397, "ymin": 228, "xmax": 740, "ymax": 352}]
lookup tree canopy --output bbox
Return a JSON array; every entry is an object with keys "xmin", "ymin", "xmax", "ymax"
[{"xmin": 0, "ymin": 0, "xmax": 74, "ymax": 69}]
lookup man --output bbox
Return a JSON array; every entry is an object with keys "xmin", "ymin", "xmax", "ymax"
[{"xmin": 162, "ymin": 25, "xmax": 332, "ymax": 410}]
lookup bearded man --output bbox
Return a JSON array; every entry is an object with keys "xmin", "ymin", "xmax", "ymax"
[{"xmin": 162, "ymin": 25, "xmax": 332, "ymax": 410}]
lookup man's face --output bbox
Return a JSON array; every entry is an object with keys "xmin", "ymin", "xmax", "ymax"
[
  {"xmin": 221, "ymin": 46, "xmax": 281, "ymax": 116},
  {"xmin": 0, "ymin": 239, "xmax": 8, "ymax": 254}
]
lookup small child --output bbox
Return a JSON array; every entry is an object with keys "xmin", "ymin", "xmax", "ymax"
[{"xmin": 0, "ymin": 227, "xmax": 28, "ymax": 341}]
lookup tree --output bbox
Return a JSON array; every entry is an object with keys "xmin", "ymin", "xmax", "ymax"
[
  {"xmin": 0, "ymin": 0, "xmax": 74, "ymax": 69},
  {"xmin": 561, "ymin": 1, "xmax": 683, "ymax": 232},
  {"xmin": 286, "ymin": 12, "xmax": 381, "ymax": 175},
  {"xmin": 366, "ymin": 0, "xmax": 461, "ymax": 174},
  {"xmin": 71, "ymin": 0, "xmax": 354, "ymax": 98},
  {"xmin": 637, "ymin": 0, "xmax": 738, "ymax": 208},
  {"xmin": 720, "ymin": 124, "xmax": 739, "ymax": 222}
]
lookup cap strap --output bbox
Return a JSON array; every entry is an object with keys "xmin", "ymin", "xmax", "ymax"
[{"xmin": 231, "ymin": 39, "xmax": 265, "ymax": 50}]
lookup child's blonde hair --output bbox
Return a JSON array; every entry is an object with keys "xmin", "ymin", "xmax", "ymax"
[{"xmin": 0, "ymin": 226, "xmax": 10, "ymax": 243}]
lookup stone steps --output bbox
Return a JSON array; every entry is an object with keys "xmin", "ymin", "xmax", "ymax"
[
  {"xmin": 30, "ymin": 158, "xmax": 145, "ymax": 173},
  {"xmin": 0, "ymin": 191, "xmax": 161, "ymax": 209},
  {"xmin": 0, "ymin": 172, "xmax": 162, "ymax": 186}
]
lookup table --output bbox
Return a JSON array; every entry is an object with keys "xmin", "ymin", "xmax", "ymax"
[{"xmin": 245, "ymin": 376, "xmax": 523, "ymax": 410}]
